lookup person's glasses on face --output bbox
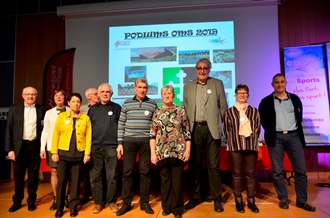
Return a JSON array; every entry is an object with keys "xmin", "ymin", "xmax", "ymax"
[
  {"xmin": 236, "ymin": 92, "xmax": 248, "ymax": 96},
  {"xmin": 196, "ymin": 67, "xmax": 209, "ymax": 71}
]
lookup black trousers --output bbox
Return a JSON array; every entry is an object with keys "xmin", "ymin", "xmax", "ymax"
[
  {"xmin": 56, "ymin": 160, "xmax": 83, "ymax": 211},
  {"xmin": 189, "ymin": 125, "xmax": 222, "ymax": 201},
  {"xmin": 159, "ymin": 159, "xmax": 184, "ymax": 215},
  {"xmin": 13, "ymin": 140, "xmax": 40, "ymax": 204},
  {"xmin": 80, "ymin": 161, "xmax": 92, "ymax": 199},
  {"xmin": 121, "ymin": 140, "xmax": 151, "ymax": 206},
  {"xmin": 228, "ymin": 150, "xmax": 258, "ymax": 202}
]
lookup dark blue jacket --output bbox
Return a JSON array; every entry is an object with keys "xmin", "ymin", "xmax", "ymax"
[{"xmin": 258, "ymin": 92, "xmax": 306, "ymax": 147}]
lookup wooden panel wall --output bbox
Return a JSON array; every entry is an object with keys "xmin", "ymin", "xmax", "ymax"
[
  {"xmin": 278, "ymin": 0, "xmax": 330, "ymax": 180},
  {"xmin": 15, "ymin": 13, "xmax": 65, "ymax": 104},
  {"xmin": 278, "ymin": 0, "xmax": 330, "ymax": 48}
]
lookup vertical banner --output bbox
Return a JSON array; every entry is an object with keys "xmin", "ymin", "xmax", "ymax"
[
  {"xmin": 40, "ymin": 48, "xmax": 75, "ymax": 172},
  {"xmin": 283, "ymin": 45, "xmax": 330, "ymax": 145},
  {"xmin": 326, "ymin": 43, "xmax": 330, "ymax": 91},
  {"xmin": 43, "ymin": 48, "xmax": 76, "ymax": 109}
]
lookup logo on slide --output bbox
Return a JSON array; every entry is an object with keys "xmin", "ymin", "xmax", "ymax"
[{"xmin": 114, "ymin": 40, "xmax": 131, "ymax": 48}]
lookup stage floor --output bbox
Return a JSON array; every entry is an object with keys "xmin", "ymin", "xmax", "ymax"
[{"xmin": 0, "ymin": 175, "xmax": 329, "ymax": 218}]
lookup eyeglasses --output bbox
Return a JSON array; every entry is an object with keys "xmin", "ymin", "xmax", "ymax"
[
  {"xmin": 23, "ymin": 93, "xmax": 37, "ymax": 96},
  {"xmin": 89, "ymin": 93, "xmax": 98, "ymax": 96},
  {"xmin": 196, "ymin": 67, "xmax": 209, "ymax": 71},
  {"xmin": 236, "ymin": 93, "xmax": 248, "ymax": 96}
]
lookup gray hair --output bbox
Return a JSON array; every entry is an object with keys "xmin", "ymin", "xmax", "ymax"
[{"xmin": 134, "ymin": 77, "xmax": 148, "ymax": 87}]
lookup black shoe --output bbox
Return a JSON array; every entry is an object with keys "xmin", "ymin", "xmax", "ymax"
[
  {"xmin": 248, "ymin": 202, "xmax": 259, "ymax": 213},
  {"xmin": 50, "ymin": 196, "xmax": 57, "ymax": 210},
  {"xmin": 78, "ymin": 197, "xmax": 89, "ymax": 206},
  {"xmin": 296, "ymin": 202, "xmax": 316, "ymax": 212},
  {"xmin": 279, "ymin": 200, "xmax": 289, "ymax": 209},
  {"xmin": 55, "ymin": 210, "xmax": 64, "ymax": 218},
  {"xmin": 9, "ymin": 203, "xmax": 21, "ymax": 212},
  {"xmin": 116, "ymin": 204, "xmax": 131, "ymax": 216},
  {"xmin": 185, "ymin": 198, "xmax": 200, "ymax": 210},
  {"xmin": 70, "ymin": 209, "xmax": 78, "ymax": 217},
  {"xmin": 28, "ymin": 202, "xmax": 36, "ymax": 211},
  {"xmin": 162, "ymin": 210, "xmax": 171, "ymax": 216},
  {"xmin": 174, "ymin": 214, "xmax": 182, "ymax": 218},
  {"xmin": 140, "ymin": 203, "xmax": 154, "ymax": 214},
  {"xmin": 235, "ymin": 202, "xmax": 245, "ymax": 213},
  {"xmin": 214, "ymin": 199, "xmax": 224, "ymax": 212},
  {"xmin": 65, "ymin": 196, "xmax": 69, "ymax": 208}
]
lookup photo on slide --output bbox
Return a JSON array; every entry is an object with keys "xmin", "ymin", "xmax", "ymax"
[
  {"xmin": 130, "ymin": 46, "xmax": 177, "ymax": 63},
  {"xmin": 124, "ymin": 66, "xmax": 146, "ymax": 82},
  {"xmin": 178, "ymin": 50, "xmax": 210, "ymax": 64}
]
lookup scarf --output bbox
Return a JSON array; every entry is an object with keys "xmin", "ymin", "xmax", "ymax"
[{"xmin": 234, "ymin": 102, "xmax": 252, "ymax": 137}]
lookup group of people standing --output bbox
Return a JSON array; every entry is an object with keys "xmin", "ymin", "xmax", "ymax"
[{"xmin": 5, "ymin": 58, "xmax": 316, "ymax": 218}]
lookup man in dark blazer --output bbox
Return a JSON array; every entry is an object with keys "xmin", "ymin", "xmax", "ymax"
[
  {"xmin": 5, "ymin": 86, "xmax": 46, "ymax": 212},
  {"xmin": 183, "ymin": 58, "xmax": 227, "ymax": 212}
]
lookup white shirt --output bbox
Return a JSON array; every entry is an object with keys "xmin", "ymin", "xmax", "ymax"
[{"xmin": 23, "ymin": 104, "xmax": 37, "ymax": 141}]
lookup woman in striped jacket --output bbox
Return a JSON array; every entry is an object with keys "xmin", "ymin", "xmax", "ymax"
[{"xmin": 224, "ymin": 84, "xmax": 260, "ymax": 214}]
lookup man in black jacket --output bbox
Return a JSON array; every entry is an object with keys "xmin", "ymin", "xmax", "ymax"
[
  {"xmin": 5, "ymin": 86, "xmax": 46, "ymax": 212},
  {"xmin": 258, "ymin": 74, "xmax": 315, "ymax": 212}
]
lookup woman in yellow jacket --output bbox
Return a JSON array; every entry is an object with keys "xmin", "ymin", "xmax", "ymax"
[{"xmin": 51, "ymin": 93, "xmax": 92, "ymax": 218}]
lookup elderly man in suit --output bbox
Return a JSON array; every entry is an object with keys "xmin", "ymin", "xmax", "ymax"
[
  {"xmin": 183, "ymin": 58, "xmax": 227, "ymax": 213},
  {"xmin": 5, "ymin": 86, "xmax": 46, "ymax": 212}
]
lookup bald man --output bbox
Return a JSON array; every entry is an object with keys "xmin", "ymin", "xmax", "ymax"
[
  {"xmin": 80, "ymin": 88, "xmax": 99, "ymax": 114},
  {"xmin": 5, "ymin": 86, "xmax": 46, "ymax": 212}
]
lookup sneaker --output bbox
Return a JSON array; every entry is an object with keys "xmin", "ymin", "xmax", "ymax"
[
  {"xmin": 109, "ymin": 203, "xmax": 119, "ymax": 212},
  {"xmin": 92, "ymin": 204, "xmax": 104, "ymax": 214}
]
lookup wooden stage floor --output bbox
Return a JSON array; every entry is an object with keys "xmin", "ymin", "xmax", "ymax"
[{"xmin": 0, "ymin": 174, "xmax": 329, "ymax": 218}]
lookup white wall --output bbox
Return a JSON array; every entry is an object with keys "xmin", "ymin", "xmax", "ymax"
[{"xmin": 64, "ymin": 2, "xmax": 279, "ymax": 108}]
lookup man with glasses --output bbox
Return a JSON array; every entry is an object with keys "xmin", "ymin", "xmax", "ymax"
[
  {"xmin": 88, "ymin": 83, "xmax": 122, "ymax": 214},
  {"xmin": 6, "ymin": 86, "xmax": 46, "ymax": 212},
  {"xmin": 183, "ymin": 58, "xmax": 227, "ymax": 213}
]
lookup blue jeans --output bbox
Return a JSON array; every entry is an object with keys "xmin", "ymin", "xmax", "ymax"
[
  {"xmin": 268, "ymin": 131, "xmax": 308, "ymax": 203},
  {"xmin": 89, "ymin": 146, "xmax": 118, "ymax": 205}
]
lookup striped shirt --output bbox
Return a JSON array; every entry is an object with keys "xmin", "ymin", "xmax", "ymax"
[
  {"xmin": 118, "ymin": 96, "xmax": 157, "ymax": 144},
  {"xmin": 224, "ymin": 105, "xmax": 260, "ymax": 151}
]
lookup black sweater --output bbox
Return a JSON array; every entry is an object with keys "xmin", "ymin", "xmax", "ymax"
[{"xmin": 88, "ymin": 101, "xmax": 121, "ymax": 147}]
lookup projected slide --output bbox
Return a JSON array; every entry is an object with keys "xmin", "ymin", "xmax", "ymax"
[{"xmin": 109, "ymin": 21, "xmax": 235, "ymax": 106}]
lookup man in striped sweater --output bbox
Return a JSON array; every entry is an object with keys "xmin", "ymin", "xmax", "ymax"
[{"xmin": 116, "ymin": 77, "xmax": 158, "ymax": 216}]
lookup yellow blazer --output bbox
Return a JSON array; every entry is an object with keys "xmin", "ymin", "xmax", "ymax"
[{"xmin": 51, "ymin": 110, "xmax": 92, "ymax": 155}]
